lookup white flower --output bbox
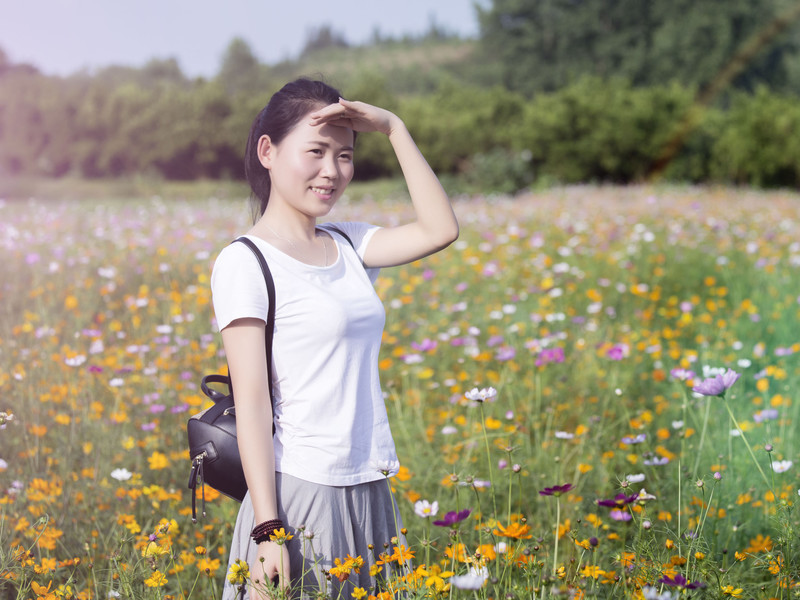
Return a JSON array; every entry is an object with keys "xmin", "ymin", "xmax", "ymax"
[
  {"xmin": 441, "ymin": 425, "xmax": 457, "ymax": 435},
  {"xmin": 464, "ymin": 387, "xmax": 497, "ymax": 402},
  {"xmin": 414, "ymin": 499, "xmax": 439, "ymax": 518},
  {"xmin": 554, "ymin": 431, "xmax": 574, "ymax": 439},
  {"xmin": 642, "ymin": 586, "xmax": 678, "ymax": 600},
  {"xmin": 64, "ymin": 354, "xmax": 87, "ymax": 367},
  {"xmin": 0, "ymin": 458, "xmax": 8, "ymax": 471},
  {"xmin": 370, "ymin": 459, "xmax": 399, "ymax": 477},
  {"xmin": 450, "ymin": 566, "xmax": 488, "ymax": 590},
  {"xmin": 637, "ymin": 488, "xmax": 656, "ymax": 501},
  {"xmin": 626, "ymin": 473, "xmax": 646, "ymax": 483},
  {"xmin": 110, "ymin": 468, "xmax": 133, "ymax": 481},
  {"xmin": 109, "ymin": 378, "xmax": 124, "ymax": 387},
  {"xmin": 772, "ymin": 460, "xmax": 793, "ymax": 473}
]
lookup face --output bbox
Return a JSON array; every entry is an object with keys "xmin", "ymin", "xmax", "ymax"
[{"xmin": 258, "ymin": 111, "xmax": 355, "ymax": 218}]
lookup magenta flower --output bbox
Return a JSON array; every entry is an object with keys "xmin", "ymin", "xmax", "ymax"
[
  {"xmin": 535, "ymin": 347, "xmax": 565, "ymax": 367},
  {"xmin": 658, "ymin": 574, "xmax": 705, "ymax": 590},
  {"xmin": 433, "ymin": 508, "xmax": 471, "ymax": 527},
  {"xmin": 411, "ymin": 338, "xmax": 437, "ymax": 352},
  {"xmin": 597, "ymin": 492, "xmax": 638, "ymax": 508},
  {"xmin": 692, "ymin": 368, "xmax": 740, "ymax": 397},
  {"xmin": 539, "ymin": 483, "xmax": 574, "ymax": 497},
  {"xmin": 606, "ymin": 345, "xmax": 628, "ymax": 360},
  {"xmin": 609, "ymin": 509, "xmax": 632, "ymax": 522}
]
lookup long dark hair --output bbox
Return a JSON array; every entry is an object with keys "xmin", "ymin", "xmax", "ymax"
[{"xmin": 245, "ymin": 78, "xmax": 344, "ymax": 222}]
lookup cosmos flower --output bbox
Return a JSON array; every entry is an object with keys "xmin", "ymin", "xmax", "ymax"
[
  {"xmin": 692, "ymin": 369, "xmax": 740, "ymax": 397},
  {"xmin": 433, "ymin": 509, "xmax": 471, "ymax": 527},
  {"xmin": 597, "ymin": 492, "xmax": 638, "ymax": 508},
  {"xmin": 658, "ymin": 574, "xmax": 705, "ymax": 590},
  {"xmin": 771, "ymin": 460, "xmax": 793, "ymax": 473},
  {"xmin": 539, "ymin": 483, "xmax": 574, "ymax": 497},
  {"xmin": 414, "ymin": 499, "xmax": 439, "ymax": 518},
  {"xmin": 110, "ymin": 468, "xmax": 133, "ymax": 481},
  {"xmin": 465, "ymin": 387, "xmax": 497, "ymax": 402},
  {"xmin": 450, "ymin": 566, "xmax": 488, "ymax": 590}
]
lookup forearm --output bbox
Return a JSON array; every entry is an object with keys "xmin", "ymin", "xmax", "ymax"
[{"xmin": 235, "ymin": 392, "xmax": 280, "ymax": 524}]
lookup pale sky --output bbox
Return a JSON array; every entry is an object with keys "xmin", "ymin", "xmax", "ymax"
[{"xmin": 1, "ymin": 0, "xmax": 485, "ymax": 78}]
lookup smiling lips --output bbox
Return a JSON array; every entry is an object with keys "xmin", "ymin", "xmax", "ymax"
[{"xmin": 311, "ymin": 186, "xmax": 334, "ymax": 197}]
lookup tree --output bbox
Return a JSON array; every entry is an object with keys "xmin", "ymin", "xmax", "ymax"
[
  {"xmin": 218, "ymin": 37, "xmax": 263, "ymax": 94},
  {"xmin": 478, "ymin": 0, "xmax": 800, "ymax": 95}
]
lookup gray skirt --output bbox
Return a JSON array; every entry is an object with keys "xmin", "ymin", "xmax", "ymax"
[{"xmin": 222, "ymin": 472, "xmax": 408, "ymax": 600}]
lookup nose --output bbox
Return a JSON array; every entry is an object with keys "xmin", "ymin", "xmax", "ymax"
[{"xmin": 320, "ymin": 155, "xmax": 339, "ymax": 179}]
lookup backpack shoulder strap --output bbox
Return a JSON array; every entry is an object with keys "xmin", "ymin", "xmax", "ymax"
[
  {"xmin": 232, "ymin": 236, "xmax": 276, "ymax": 433},
  {"xmin": 319, "ymin": 224, "xmax": 364, "ymax": 268}
]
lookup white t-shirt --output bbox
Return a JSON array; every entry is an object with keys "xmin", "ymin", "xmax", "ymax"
[{"xmin": 210, "ymin": 222, "xmax": 400, "ymax": 486}]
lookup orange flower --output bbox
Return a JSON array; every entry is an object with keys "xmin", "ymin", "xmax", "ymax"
[
  {"xmin": 493, "ymin": 522, "xmax": 532, "ymax": 539},
  {"xmin": 745, "ymin": 534, "xmax": 773, "ymax": 554}
]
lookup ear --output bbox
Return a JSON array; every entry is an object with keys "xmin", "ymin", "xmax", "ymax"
[{"xmin": 256, "ymin": 134, "xmax": 274, "ymax": 169}]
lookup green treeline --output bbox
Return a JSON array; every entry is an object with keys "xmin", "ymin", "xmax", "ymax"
[{"xmin": 2, "ymin": 0, "xmax": 800, "ymax": 189}]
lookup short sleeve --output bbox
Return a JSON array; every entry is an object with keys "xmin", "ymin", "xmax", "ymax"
[
  {"xmin": 323, "ymin": 221, "xmax": 382, "ymax": 283},
  {"xmin": 210, "ymin": 241, "xmax": 270, "ymax": 331}
]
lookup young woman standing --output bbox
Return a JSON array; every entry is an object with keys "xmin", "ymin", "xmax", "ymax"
[{"xmin": 212, "ymin": 78, "xmax": 458, "ymax": 599}]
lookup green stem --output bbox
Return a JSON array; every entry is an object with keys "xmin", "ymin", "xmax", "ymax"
[
  {"xmin": 479, "ymin": 403, "xmax": 499, "ymax": 519},
  {"xmin": 691, "ymin": 396, "xmax": 712, "ymax": 478},
  {"xmin": 722, "ymin": 399, "xmax": 771, "ymax": 488},
  {"xmin": 552, "ymin": 498, "xmax": 561, "ymax": 579}
]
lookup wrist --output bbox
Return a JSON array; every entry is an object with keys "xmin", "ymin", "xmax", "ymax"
[{"xmin": 251, "ymin": 518, "xmax": 285, "ymax": 545}]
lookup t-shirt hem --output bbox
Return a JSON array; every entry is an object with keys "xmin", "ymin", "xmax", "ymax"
[{"xmin": 276, "ymin": 466, "xmax": 399, "ymax": 487}]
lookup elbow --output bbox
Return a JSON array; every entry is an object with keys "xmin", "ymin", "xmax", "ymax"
[{"xmin": 437, "ymin": 219, "xmax": 459, "ymax": 250}]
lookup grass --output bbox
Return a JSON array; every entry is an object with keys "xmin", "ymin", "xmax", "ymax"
[{"xmin": 1, "ymin": 184, "xmax": 799, "ymax": 599}]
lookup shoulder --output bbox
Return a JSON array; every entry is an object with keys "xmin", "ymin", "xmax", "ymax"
[
  {"xmin": 321, "ymin": 222, "xmax": 381, "ymax": 255},
  {"xmin": 210, "ymin": 239, "xmax": 264, "ymax": 292}
]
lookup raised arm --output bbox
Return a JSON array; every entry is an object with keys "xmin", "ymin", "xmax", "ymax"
[
  {"xmin": 220, "ymin": 318, "xmax": 290, "ymax": 595},
  {"xmin": 309, "ymin": 99, "xmax": 459, "ymax": 268}
]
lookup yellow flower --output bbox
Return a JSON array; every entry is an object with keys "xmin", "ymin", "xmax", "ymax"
[
  {"xmin": 721, "ymin": 585, "xmax": 744, "ymax": 597},
  {"xmin": 269, "ymin": 527, "xmax": 294, "ymax": 545},
  {"xmin": 351, "ymin": 587, "xmax": 368, "ymax": 599},
  {"xmin": 227, "ymin": 559, "xmax": 250, "ymax": 586},
  {"xmin": 198, "ymin": 557, "xmax": 221, "ymax": 574},
  {"xmin": 147, "ymin": 451, "xmax": 169, "ymax": 470},
  {"xmin": 142, "ymin": 542, "xmax": 169, "ymax": 559},
  {"xmin": 580, "ymin": 565, "xmax": 605, "ymax": 579},
  {"xmin": 388, "ymin": 545, "xmax": 415, "ymax": 566},
  {"xmin": 144, "ymin": 570, "xmax": 167, "ymax": 587}
]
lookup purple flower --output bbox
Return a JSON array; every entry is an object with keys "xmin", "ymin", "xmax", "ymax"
[
  {"xmin": 658, "ymin": 574, "xmax": 705, "ymax": 590},
  {"xmin": 606, "ymin": 345, "xmax": 627, "ymax": 360},
  {"xmin": 670, "ymin": 368, "xmax": 695, "ymax": 381},
  {"xmin": 692, "ymin": 368, "xmax": 740, "ymax": 397},
  {"xmin": 621, "ymin": 433, "xmax": 647, "ymax": 445},
  {"xmin": 433, "ymin": 508, "xmax": 471, "ymax": 527},
  {"xmin": 411, "ymin": 338, "xmax": 437, "ymax": 352},
  {"xmin": 539, "ymin": 483, "xmax": 574, "ymax": 497},
  {"xmin": 597, "ymin": 493, "xmax": 638, "ymax": 508},
  {"xmin": 535, "ymin": 347, "xmax": 565, "ymax": 367},
  {"xmin": 609, "ymin": 509, "xmax": 632, "ymax": 522}
]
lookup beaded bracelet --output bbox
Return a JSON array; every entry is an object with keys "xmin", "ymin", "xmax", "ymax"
[{"xmin": 251, "ymin": 519, "xmax": 284, "ymax": 545}]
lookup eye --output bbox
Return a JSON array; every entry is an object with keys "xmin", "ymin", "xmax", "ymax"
[
  {"xmin": 309, "ymin": 148, "xmax": 323, "ymax": 156},
  {"xmin": 339, "ymin": 153, "xmax": 353, "ymax": 162}
]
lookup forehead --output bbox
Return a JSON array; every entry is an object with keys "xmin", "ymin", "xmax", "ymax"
[{"xmin": 286, "ymin": 116, "xmax": 354, "ymax": 148}]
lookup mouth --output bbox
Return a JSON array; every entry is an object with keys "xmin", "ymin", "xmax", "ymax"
[{"xmin": 311, "ymin": 186, "xmax": 334, "ymax": 196}]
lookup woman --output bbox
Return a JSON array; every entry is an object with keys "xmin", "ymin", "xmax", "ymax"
[{"xmin": 212, "ymin": 78, "xmax": 458, "ymax": 599}]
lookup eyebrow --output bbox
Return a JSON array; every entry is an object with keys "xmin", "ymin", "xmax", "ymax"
[{"xmin": 307, "ymin": 141, "xmax": 354, "ymax": 152}]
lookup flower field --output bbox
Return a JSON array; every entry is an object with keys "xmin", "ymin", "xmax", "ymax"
[{"xmin": 1, "ymin": 185, "xmax": 799, "ymax": 599}]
